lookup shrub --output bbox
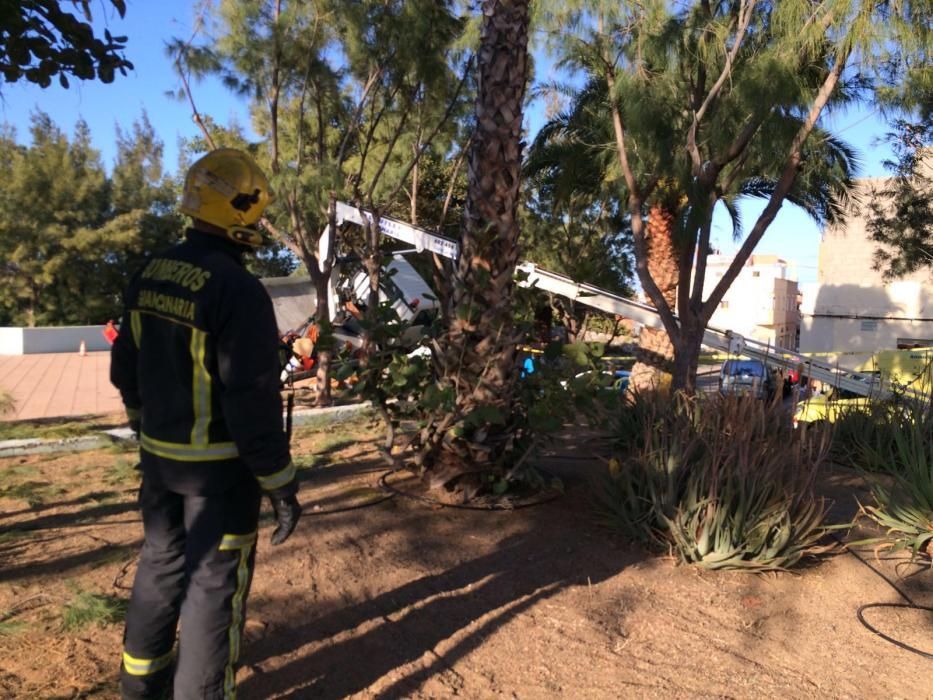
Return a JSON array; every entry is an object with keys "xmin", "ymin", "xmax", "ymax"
[
  {"xmin": 61, "ymin": 590, "xmax": 127, "ymax": 631},
  {"xmin": 856, "ymin": 409, "xmax": 933, "ymax": 559},
  {"xmin": 596, "ymin": 392, "xmax": 833, "ymax": 571},
  {"xmin": 0, "ymin": 389, "xmax": 15, "ymax": 416},
  {"xmin": 830, "ymin": 392, "xmax": 923, "ymax": 470},
  {"xmin": 341, "ymin": 293, "xmax": 615, "ymax": 494}
]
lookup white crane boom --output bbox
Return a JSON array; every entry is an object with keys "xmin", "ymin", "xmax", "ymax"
[{"xmin": 333, "ymin": 203, "xmax": 889, "ymax": 399}]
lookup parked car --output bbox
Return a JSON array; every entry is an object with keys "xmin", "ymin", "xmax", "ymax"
[{"xmin": 718, "ymin": 359, "xmax": 774, "ymax": 400}]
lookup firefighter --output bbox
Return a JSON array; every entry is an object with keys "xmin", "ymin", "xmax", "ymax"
[{"xmin": 111, "ymin": 148, "xmax": 302, "ymax": 699}]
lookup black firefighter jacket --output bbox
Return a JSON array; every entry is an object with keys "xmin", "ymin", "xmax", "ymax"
[{"xmin": 111, "ymin": 228, "xmax": 293, "ymax": 496}]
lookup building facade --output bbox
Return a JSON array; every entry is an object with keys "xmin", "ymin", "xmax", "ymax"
[
  {"xmin": 702, "ymin": 254, "xmax": 800, "ymax": 349},
  {"xmin": 799, "ymin": 178, "xmax": 932, "ymax": 360}
]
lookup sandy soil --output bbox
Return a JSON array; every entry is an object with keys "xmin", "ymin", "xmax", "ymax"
[{"xmin": 0, "ymin": 418, "xmax": 930, "ymax": 699}]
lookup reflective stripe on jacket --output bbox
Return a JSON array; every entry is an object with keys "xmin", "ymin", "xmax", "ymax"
[{"xmin": 111, "ymin": 229, "xmax": 291, "ymax": 495}]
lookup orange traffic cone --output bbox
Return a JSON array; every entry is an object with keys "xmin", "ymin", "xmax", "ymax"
[{"xmin": 79, "ymin": 340, "xmax": 87, "ymax": 356}]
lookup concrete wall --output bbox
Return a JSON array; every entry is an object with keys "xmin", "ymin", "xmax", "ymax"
[
  {"xmin": 0, "ymin": 328, "xmax": 24, "ymax": 355},
  {"xmin": 800, "ymin": 177, "xmax": 933, "ymax": 354},
  {"xmin": 819, "ymin": 178, "xmax": 932, "ymax": 288},
  {"xmin": 0, "ymin": 326, "xmax": 110, "ymax": 355}
]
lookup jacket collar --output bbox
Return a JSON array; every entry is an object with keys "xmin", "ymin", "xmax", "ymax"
[{"xmin": 184, "ymin": 228, "xmax": 247, "ymax": 264}]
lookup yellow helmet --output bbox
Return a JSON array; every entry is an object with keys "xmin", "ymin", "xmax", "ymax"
[{"xmin": 180, "ymin": 148, "xmax": 273, "ymax": 247}]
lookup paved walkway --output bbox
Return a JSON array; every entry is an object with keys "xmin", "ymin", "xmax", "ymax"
[{"xmin": 0, "ymin": 352, "xmax": 123, "ymax": 421}]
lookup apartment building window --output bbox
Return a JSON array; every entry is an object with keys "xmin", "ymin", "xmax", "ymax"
[
  {"xmin": 897, "ymin": 337, "xmax": 933, "ymax": 349},
  {"xmin": 860, "ymin": 320, "xmax": 878, "ymax": 332}
]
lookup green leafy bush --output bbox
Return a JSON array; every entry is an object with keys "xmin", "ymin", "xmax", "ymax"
[
  {"xmin": 597, "ymin": 393, "xmax": 833, "ymax": 570},
  {"xmin": 340, "ymin": 288, "xmax": 616, "ymax": 494}
]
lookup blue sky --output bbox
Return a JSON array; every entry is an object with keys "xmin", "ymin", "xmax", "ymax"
[{"xmin": 0, "ymin": 0, "xmax": 896, "ymax": 285}]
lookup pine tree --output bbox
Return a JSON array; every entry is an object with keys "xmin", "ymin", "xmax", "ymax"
[
  {"xmin": 170, "ymin": 0, "xmax": 472, "ymax": 404},
  {"xmin": 0, "ymin": 113, "xmax": 108, "ymax": 325},
  {"xmin": 0, "ymin": 112, "xmax": 183, "ymax": 325},
  {"xmin": 534, "ymin": 0, "xmax": 880, "ymax": 391}
]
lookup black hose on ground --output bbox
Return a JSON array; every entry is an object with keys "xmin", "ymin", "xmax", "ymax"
[{"xmin": 837, "ymin": 537, "xmax": 933, "ymax": 660}]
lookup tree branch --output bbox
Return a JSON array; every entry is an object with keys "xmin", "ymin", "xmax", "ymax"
[
  {"xmin": 335, "ymin": 66, "xmax": 383, "ymax": 166},
  {"xmin": 686, "ymin": 0, "xmax": 757, "ymax": 171},
  {"xmin": 606, "ymin": 68, "xmax": 639, "ymax": 198},
  {"xmin": 439, "ymin": 135, "xmax": 470, "ymax": 231},
  {"xmin": 701, "ymin": 47, "xmax": 849, "ymax": 322},
  {"xmin": 382, "ymin": 56, "xmax": 475, "ymax": 207},
  {"xmin": 172, "ymin": 18, "xmax": 218, "ymax": 150},
  {"xmin": 690, "ymin": 191, "xmax": 718, "ymax": 305}
]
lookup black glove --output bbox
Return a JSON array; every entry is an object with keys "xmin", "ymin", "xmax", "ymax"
[{"xmin": 269, "ymin": 492, "xmax": 301, "ymax": 545}]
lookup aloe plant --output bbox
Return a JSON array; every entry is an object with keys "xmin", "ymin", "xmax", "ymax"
[
  {"xmin": 597, "ymin": 392, "xmax": 834, "ymax": 571},
  {"xmin": 858, "ymin": 414, "xmax": 933, "ymax": 559}
]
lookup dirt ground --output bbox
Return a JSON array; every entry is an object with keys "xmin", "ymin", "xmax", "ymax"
[{"xmin": 0, "ymin": 415, "xmax": 931, "ymax": 699}]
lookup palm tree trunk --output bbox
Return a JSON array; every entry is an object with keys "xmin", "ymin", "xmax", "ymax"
[
  {"xmin": 422, "ymin": 0, "xmax": 530, "ymax": 491},
  {"xmin": 629, "ymin": 203, "xmax": 678, "ymax": 393}
]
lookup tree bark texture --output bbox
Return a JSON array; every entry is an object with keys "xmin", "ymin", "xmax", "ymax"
[
  {"xmin": 629, "ymin": 203, "xmax": 678, "ymax": 393},
  {"xmin": 309, "ymin": 261, "xmax": 333, "ymax": 406},
  {"xmin": 427, "ymin": 0, "xmax": 530, "ymax": 483}
]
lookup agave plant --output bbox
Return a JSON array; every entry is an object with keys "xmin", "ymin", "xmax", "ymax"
[
  {"xmin": 595, "ymin": 394, "xmax": 700, "ymax": 548},
  {"xmin": 664, "ymin": 431, "xmax": 833, "ymax": 571},
  {"xmin": 597, "ymin": 392, "xmax": 834, "ymax": 571},
  {"xmin": 859, "ymin": 413, "xmax": 933, "ymax": 559},
  {"xmin": 832, "ymin": 396, "xmax": 910, "ymax": 471}
]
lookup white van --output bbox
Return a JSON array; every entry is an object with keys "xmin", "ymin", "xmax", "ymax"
[{"xmin": 348, "ymin": 255, "xmax": 439, "ymax": 324}]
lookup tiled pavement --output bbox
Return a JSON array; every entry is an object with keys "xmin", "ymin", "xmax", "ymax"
[{"xmin": 0, "ymin": 352, "xmax": 123, "ymax": 421}]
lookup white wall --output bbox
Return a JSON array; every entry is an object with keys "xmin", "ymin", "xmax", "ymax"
[
  {"xmin": 0, "ymin": 326, "xmax": 110, "ymax": 355},
  {"xmin": 0, "ymin": 328, "xmax": 24, "ymax": 355},
  {"xmin": 800, "ymin": 278, "xmax": 933, "ymax": 355}
]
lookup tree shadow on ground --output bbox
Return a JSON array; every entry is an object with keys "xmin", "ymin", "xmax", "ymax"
[
  {"xmin": 0, "ymin": 538, "xmax": 141, "ymax": 583},
  {"xmin": 0, "ymin": 489, "xmax": 133, "ymax": 522},
  {"xmin": 0, "ymin": 498, "xmax": 139, "ymax": 535},
  {"xmin": 240, "ymin": 459, "xmax": 641, "ymax": 699}
]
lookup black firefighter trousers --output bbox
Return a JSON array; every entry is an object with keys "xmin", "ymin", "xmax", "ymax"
[{"xmin": 121, "ymin": 472, "xmax": 262, "ymax": 700}]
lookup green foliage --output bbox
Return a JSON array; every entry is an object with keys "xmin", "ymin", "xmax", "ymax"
[
  {"xmin": 106, "ymin": 458, "xmax": 140, "ymax": 486},
  {"xmin": 343, "ymin": 288, "xmax": 618, "ymax": 493},
  {"xmin": 830, "ymin": 398, "xmax": 907, "ymax": 469},
  {"xmin": 171, "ymin": 0, "xmax": 474, "ymax": 281},
  {"xmin": 531, "ymin": 0, "xmax": 915, "ymax": 389},
  {"xmin": 0, "ymin": 112, "xmax": 183, "ymax": 326},
  {"xmin": 850, "ymin": 402, "xmax": 933, "ymax": 558},
  {"xmin": 335, "ymin": 295, "xmax": 441, "ymax": 428},
  {"xmin": 596, "ymin": 392, "xmax": 834, "ymax": 570},
  {"xmin": 522, "ymin": 121, "xmax": 636, "ymax": 339},
  {"xmin": 0, "ymin": 1, "xmax": 132, "ymax": 87},
  {"xmin": 61, "ymin": 589, "xmax": 127, "ymax": 631},
  {"xmin": 866, "ymin": 119, "xmax": 932, "ymax": 280}
]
